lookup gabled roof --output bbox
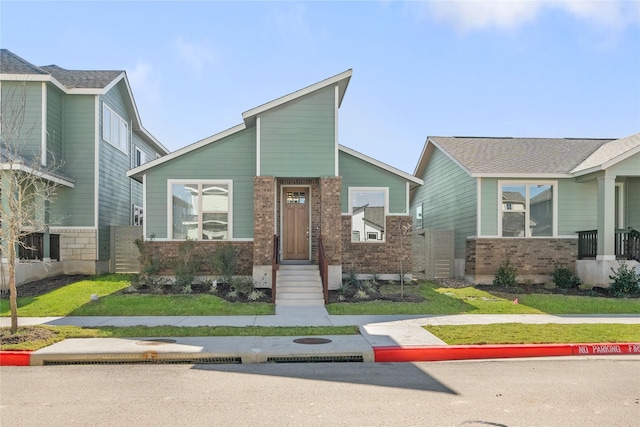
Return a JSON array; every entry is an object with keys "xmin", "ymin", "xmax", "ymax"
[
  {"xmin": 414, "ymin": 136, "xmax": 617, "ymax": 179},
  {"xmin": 1, "ymin": 49, "xmax": 168, "ymax": 155},
  {"xmin": 571, "ymin": 132, "xmax": 640, "ymax": 176}
]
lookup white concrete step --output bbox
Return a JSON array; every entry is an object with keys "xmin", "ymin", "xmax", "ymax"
[{"xmin": 275, "ymin": 265, "xmax": 324, "ymax": 306}]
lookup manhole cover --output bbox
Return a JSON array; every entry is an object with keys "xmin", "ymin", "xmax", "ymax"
[
  {"xmin": 136, "ymin": 339, "xmax": 177, "ymax": 346},
  {"xmin": 293, "ymin": 338, "xmax": 332, "ymax": 345}
]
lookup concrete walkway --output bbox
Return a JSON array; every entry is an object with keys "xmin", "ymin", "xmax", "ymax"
[{"xmin": 2, "ymin": 311, "xmax": 639, "ymax": 365}]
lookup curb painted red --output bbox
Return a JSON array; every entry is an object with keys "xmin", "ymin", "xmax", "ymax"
[
  {"xmin": 0, "ymin": 351, "xmax": 32, "ymax": 366},
  {"xmin": 374, "ymin": 343, "xmax": 640, "ymax": 363}
]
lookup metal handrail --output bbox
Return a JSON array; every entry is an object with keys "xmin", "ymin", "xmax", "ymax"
[
  {"xmin": 271, "ymin": 235, "xmax": 279, "ymax": 303},
  {"xmin": 318, "ymin": 235, "xmax": 329, "ymax": 304},
  {"xmin": 577, "ymin": 228, "xmax": 639, "ymax": 261}
]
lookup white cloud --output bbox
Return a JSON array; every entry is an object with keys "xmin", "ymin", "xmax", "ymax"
[
  {"xmin": 417, "ymin": 0, "xmax": 639, "ymax": 33},
  {"xmin": 174, "ymin": 37, "xmax": 215, "ymax": 75}
]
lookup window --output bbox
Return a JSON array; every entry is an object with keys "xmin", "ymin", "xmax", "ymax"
[
  {"xmin": 350, "ymin": 188, "xmax": 387, "ymax": 242},
  {"xmin": 135, "ymin": 147, "xmax": 146, "ymax": 167},
  {"xmin": 133, "ymin": 205, "xmax": 143, "ymax": 226},
  {"xmin": 171, "ymin": 181, "xmax": 231, "ymax": 240},
  {"xmin": 500, "ymin": 182, "xmax": 555, "ymax": 237},
  {"xmin": 102, "ymin": 103, "xmax": 128, "ymax": 152}
]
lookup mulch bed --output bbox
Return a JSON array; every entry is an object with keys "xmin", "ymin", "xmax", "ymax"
[{"xmin": 0, "ymin": 275, "xmax": 89, "ymax": 299}]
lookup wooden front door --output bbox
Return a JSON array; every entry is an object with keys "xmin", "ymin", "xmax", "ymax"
[{"xmin": 283, "ymin": 187, "xmax": 310, "ymax": 260}]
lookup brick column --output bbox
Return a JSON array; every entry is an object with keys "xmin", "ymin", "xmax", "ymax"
[
  {"xmin": 253, "ymin": 176, "xmax": 276, "ymax": 266},
  {"xmin": 320, "ymin": 177, "xmax": 342, "ymax": 265}
]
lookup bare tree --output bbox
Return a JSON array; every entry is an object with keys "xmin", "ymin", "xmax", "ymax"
[{"xmin": 1, "ymin": 81, "xmax": 60, "ymax": 334}]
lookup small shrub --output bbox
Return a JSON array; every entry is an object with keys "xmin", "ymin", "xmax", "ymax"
[
  {"xmin": 172, "ymin": 240, "xmax": 201, "ymax": 291},
  {"xmin": 551, "ymin": 263, "xmax": 581, "ymax": 289},
  {"xmin": 608, "ymin": 262, "xmax": 640, "ymax": 297},
  {"xmin": 181, "ymin": 284, "xmax": 193, "ymax": 294},
  {"xmin": 211, "ymin": 243, "xmax": 237, "ymax": 284},
  {"xmin": 578, "ymin": 283, "xmax": 594, "ymax": 292},
  {"xmin": 337, "ymin": 282, "xmax": 353, "ymax": 298},
  {"xmin": 493, "ymin": 255, "xmax": 518, "ymax": 287},
  {"xmin": 354, "ymin": 289, "xmax": 370, "ymax": 300},
  {"xmin": 543, "ymin": 282, "xmax": 556, "ymax": 290},
  {"xmin": 247, "ymin": 289, "xmax": 265, "ymax": 301}
]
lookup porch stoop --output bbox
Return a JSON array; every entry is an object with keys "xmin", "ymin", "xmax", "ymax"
[{"xmin": 275, "ymin": 265, "xmax": 325, "ymax": 306}]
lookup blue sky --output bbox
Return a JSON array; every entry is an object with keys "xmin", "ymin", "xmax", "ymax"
[{"xmin": 2, "ymin": 1, "xmax": 639, "ymax": 173}]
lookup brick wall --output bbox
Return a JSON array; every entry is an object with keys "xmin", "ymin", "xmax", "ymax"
[
  {"xmin": 143, "ymin": 241, "xmax": 253, "ymax": 276},
  {"xmin": 341, "ymin": 215, "xmax": 412, "ymax": 274},
  {"xmin": 253, "ymin": 176, "xmax": 276, "ymax": 266},
  {"xmin": 466, "ymin": 237, "xmax": 578, "ymax": 280},
  {"xmin": 320, "ymin": 177, "xmax": 342, "ymax": 265}
]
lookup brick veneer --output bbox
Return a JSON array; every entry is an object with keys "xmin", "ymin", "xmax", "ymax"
[
  {"xmin": 341, "ymin": 215, "xmax": 412, "ymax": 274},
  {"xmin": 466, "ymin": 237, "xmax": 578, "ymax": 282},
  {"xmin": 143, "ymin": 241, "xmax": 253, "ymax": 276},
  {"xmin": 320, "ymin": 177, "xmax": 342, "ymax": 265},
  {"xmin": 253, "ymin": 176, "xmax": 276, "ymax": 266}
]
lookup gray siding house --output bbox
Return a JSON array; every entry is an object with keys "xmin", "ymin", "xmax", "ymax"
[
  {"xmin": 1, "ymin": 50, "xmax": 168, "ymax": 285},
  {"xmin": 411, "ymin": 135, "xmax": 640, "ymax": 286},
  {"xmin": 128, "ymin": 70, "xmax": 423, "ymax": 294}
]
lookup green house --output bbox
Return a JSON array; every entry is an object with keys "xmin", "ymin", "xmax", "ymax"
[
  {"xmin": 0, "ymin": 50, "xmax": 168, "ymax": 286},
  {"xmin": 411, "ymin": 135, "xmax": 640, "ymax": 286},
  {"xmin": 128, "ymin": 70, "xmax": 423, "ymax": 298}
]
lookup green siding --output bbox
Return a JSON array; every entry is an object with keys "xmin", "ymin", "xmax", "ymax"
[
  {"xmin": 260, "ymin": 87, "xmax": 335, "ymax": 177},
  {"xmin": 1, "ymin": 81, "xmax": 42, "ymax": 159},
  {"xmin": 626, "ymin": 177, "xmax": 640, "ymax": 230},
  {"xmin": 339, "ymin": 151, "xmax": 408, "ymax": 214},
  {"xmin": 412, "ymin": 148, "xmax": 477, "ymax": 258},
  {"xmin": 557, "ymin": 179, "xmax": 598, "ymax": 234},
  {"xmin": 144, "ymin": 127, "xmax": 256, "ymax": 239},
  {"xmin": 46, "ymin": 85, "xmax": 64, "ymax": 168},
  {"xmin": 50, "ymin": 95, "xmax": 96, "ymax": 227},
  {"xmin": 609, "ymin": 152, "xmax": 640, "ymax": 176},
  {"xmin": 480, "ymin": 178, "xmax": 498, "ymax": 236}
]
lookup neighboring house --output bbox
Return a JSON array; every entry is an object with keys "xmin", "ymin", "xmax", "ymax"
[
  {"xmin": 128, "ymin": 70, "xmax": 423, "ymax": 289},
  {"xmin": 411, "ymin": 135, "xmax": 640, "ymax": 286},
  {"xmin": 0, "ymin": 49, "xmax": 168, "ymax": 286}
]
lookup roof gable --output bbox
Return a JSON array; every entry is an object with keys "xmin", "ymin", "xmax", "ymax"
[{"xmin": 571, "ymin": 132, "xmax": 640, "ymax": 175}]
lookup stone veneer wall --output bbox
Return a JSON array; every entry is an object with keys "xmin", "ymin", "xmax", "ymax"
[
  {"xmin": 144, "ymin": 241, "xmax": 253, "ymax": 276},
  {"xmin": 466, "ymin": 237, "xmax": 578, "ymax": 284},
  {"xmin": 320, "ymin": 177, "xmax": 342, "ymax": 265},
  {"xmin": 253, "ymin": 176, "xmax": 276, "ymax": 266},
  {"xmin": 57, "ymin": 228, "xmax": 97, "ymax": 262},
  {"xmin": 341, "ymin": 215, "xmax": 412, "ymax": 275}
]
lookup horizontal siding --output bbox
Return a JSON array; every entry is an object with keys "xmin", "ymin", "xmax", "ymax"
[
  {"xmin": 50, "ymin": 95, "xmax": 96, "ymax": 227},
  {"xmin": 46, "ymin": 85, "xmax": 64, "ymax": 168},
  {"xmin": 145, "ymin": 127, "xmax": 256, "ymax": 239},
  {"xmin": 260, "ymin": 87, "xmax": 335, "ymax": 177},
  {"xmin": 480, "ymin": 178, "xmax": 498, "ymax": 236},
  {"xmin": 557, "ymin": 179, "xmax": 598, "ymax": 234},
  {"xmin": 626, "ymin": 177, "xmax": 640, "ymax": 230},
  {"xmin": 339, "ymin": 151, "xmax": 408, "ymax": 214},
  {"xmin": 1, "ymin": 81, "xmax": 42, "ymax": 158},
  {"xmin": 609, "ymin": 152, "xmax": 640, "ymax": 176},
  {"xmin": 412, "ymin": 149, "xmax": 476, "ymax": 258}
]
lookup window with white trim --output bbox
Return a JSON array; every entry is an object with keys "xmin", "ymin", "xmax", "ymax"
[
  {"xmin": 350, "ymin": 188, "xmax": 388, "ymax": 242},
  {"xmin": 135, "ymin": 147, "xmax": 146, "ymax": 167},
  {"xmin": 102, "ymin": 103, "xmax": 128, "ymax": 152},
  {"xmin": 500, "ymin": 182, "xmax": 555, "ymax": 237},
  {"xmin": 133, "ymin": 205, "xmax": 143, "ymax": 226},
  {"xmin": 171, "ymin": 181, "xmax": 231, "ymax": 240}
]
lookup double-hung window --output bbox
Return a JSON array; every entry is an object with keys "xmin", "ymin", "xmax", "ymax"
[
  {"xmin": 170, "ymin": 180, "xmax": 232, "ymax": 240},
  {"xmin": 500, "ymin": 182, "xmax": 556, "ymax": 237},
  {"xmin": 102, "ymin": 103, "xmax": 128, "ymax": 153},
  {"xmin": 135, "ymin": 147, "xmax": 146, "ymax": 167},
  {"xmin": 349, "ymin": 187, "xmax": 388, "ymax": 242}
]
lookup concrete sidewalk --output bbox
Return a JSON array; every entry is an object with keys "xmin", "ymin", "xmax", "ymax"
[{"xmin": 2, "ymin": 310, "xmax": 639, "ymax": 365}]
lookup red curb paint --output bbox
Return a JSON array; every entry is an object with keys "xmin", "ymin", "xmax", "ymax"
[
  {"xmin": 373, "ymin": 343, "xmax": 640, "ymax": 363},
  {"xmin": 0, "ymin": 351, "xmax": 32, "ymax": 366}
]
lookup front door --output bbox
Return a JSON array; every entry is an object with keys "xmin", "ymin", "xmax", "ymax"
[{"xmin": 283, "ymin": 187, "xmax": 309, "ymax": 260}]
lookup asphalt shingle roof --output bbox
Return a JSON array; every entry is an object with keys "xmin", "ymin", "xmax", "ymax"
[
  {"xmin": 1, "ymin": 49, "xmax": 122, "ymax": 89},
  {"xmin": 430, "ymin": 137, "xmax": 614, "ymax": 175}
]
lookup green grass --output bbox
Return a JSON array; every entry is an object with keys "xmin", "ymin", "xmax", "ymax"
[
  {"xmin": 0, "ymin": 274, "xmax": 273, "ymax": 317},
  {"xmin": 1, "ymin": 325, "xmax": 359, "ymax": 351},
  {"xmin": 425, "ymin": 323, "xmax": 640, "ymax": 345},
  {"xmin": 326, "ymin": 283, "xmax": 640, "ymax": 315}
]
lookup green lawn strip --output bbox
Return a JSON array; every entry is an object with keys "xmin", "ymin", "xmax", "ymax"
[
  {"xmin": 425, "ymin": 323, "xmax": 640, "ymax": 345},
  {"xmin": 491, "ymin": 292, "xmax": 640, "ymax": 314},
  {"xmin": 0, "ymin": 274, "xmax": 274, "ymax": 317},
  {"xmin": 1, "ymin": 325, "xmax": 359, "ymax": 351}
]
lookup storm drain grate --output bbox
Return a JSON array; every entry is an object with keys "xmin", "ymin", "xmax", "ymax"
[
  {"xmin": 267, "ymin": 355, "xmax": 364, "ymax": 363},
  {"xmin": 43, "ymin": 356, "xmax": 242, "ymax": 365}
]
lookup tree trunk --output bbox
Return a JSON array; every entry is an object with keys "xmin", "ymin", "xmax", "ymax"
[{"xmin": 8, "ymin": 249, "xmax": 18, "ymax": 334}]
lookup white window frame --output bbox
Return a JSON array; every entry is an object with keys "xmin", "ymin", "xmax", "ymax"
[
  {"xmin": 102, "ymin": 103, "xmax": 128, "ymax": 153},
  {"xmin": 167, "ymin": 179, "xmax": 233, "ymax": 240},
  {"xmin": 135, "ymin": 147, "xmax": 146, "ymax": 167},
  {"xmin": 498, "ymin": 180, "xmax": 558, "ymax": 238},
  {"xmin": 133, "ymin": 205, "xmax": 143, "ymax": 226},
  {"xmin": 348, "ymin": 187, "xmax": 389, "ymax": 243}
]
